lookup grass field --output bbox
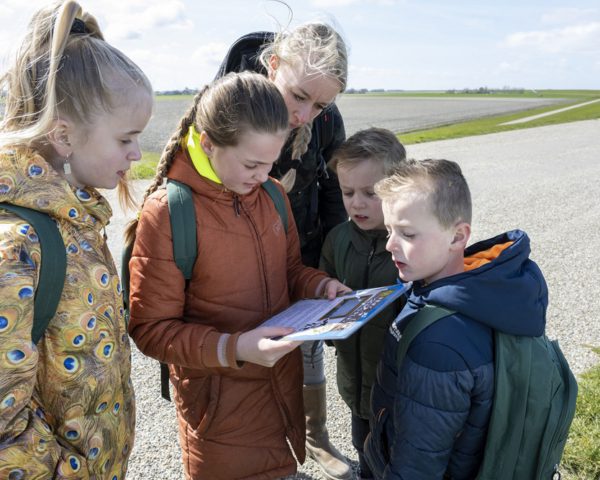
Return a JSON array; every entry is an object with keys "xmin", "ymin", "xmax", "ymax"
[{"xmin": 398, "ymin": 96, "xmax": 600, "ymax": 144}]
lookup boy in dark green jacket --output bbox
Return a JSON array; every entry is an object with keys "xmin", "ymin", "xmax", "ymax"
[{"xmin": 319, "ymin": 128, "xmax": 406, "ymax": 479}]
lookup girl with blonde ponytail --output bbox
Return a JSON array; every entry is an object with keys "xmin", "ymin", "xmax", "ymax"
[
  {"xmin": 0, "ymin": 1, "xmax": 152, "ymax": 477},
  {"xmin": 126, "ymin": 71, "xmax": 348, "ymax": 480},
  {"xmin": 216, "ymin": 20, "xmax": 351, "ymax": 480}
]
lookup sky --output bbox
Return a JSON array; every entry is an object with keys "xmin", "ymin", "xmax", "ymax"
[{"xmin": 1, "ymin": 0, "xmax": 599, "ymax": 92}]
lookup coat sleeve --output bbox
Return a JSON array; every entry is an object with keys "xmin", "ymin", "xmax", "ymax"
[
  {"xmin": 383, "ymin": 342, "xmax": 474, "ymax": 480},
  {"xmin": 127, "ymin": 194, "xmax": 240, "ymax": 370},
  {"xmin": 318, "ymin": 104, "xmax": 347, "ymax": 239},
  {"xmin": 0, "ymin": 217, "xmax": 90, "ymax": 477}
]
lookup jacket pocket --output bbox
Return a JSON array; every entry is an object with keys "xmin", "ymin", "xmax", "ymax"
[{"xmin": 172, "ymin": 368, "xmax": 221, "ymax": 434}]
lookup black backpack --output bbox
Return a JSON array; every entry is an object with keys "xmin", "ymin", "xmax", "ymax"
[
  {"xmin": 122, "ymin": 178, "xmax": 288, "ymax": 400},
  {"xmin": 397, "ymin": 305, "xmax": 578, "ymax": 480},
  {"xmin": 0, "ymin": 203, "xmax": 67, "ymax": 345}
]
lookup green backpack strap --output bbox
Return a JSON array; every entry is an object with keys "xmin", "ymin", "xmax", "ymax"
[
  {"xmin": 396, "ymin": 305, "xmax": 455, "ymax": 369},
  {"xmin": 167, "ymin": 179, "xmax": 197, "ymax": 280},
  {"xmin": 0, "ymin": 203, "xmax": 66, "ymax": 345},
  {"xmin": 261, "ymin": 178, "xmax": 288, "ymax": 233},
  {"xmin": 158, "ymin": 178, "xmax": 287, "ymax": 402}
]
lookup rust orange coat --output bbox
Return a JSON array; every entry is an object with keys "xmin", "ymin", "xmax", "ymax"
[{"xmin": 128, "ymin": 151, "xmax": 329, "ymax": 479}]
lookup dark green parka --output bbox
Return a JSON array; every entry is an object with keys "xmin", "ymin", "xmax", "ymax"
[{"xmin": 319, "ymin": 220, "xmax": 404, "ymax": 419}]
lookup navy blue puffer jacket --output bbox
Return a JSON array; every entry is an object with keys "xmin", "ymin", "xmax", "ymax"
[{"xmin": 365, "ymin": 230, "xmax": 548, "ymax": 479}]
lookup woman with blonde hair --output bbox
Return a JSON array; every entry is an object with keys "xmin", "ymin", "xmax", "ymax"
[{"xmin": 216, "ymin": 22, "xmax": 351, "ymax": 479}]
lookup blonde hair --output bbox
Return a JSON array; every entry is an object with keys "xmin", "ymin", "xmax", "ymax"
[
  {"xmin": 328, "ymin": 127, "xmax": 406, "ymax": 175},
  {"xmin": 124, "ymin": 71, "xmax": 288, "ymax": 246},
  {"xmin": 0, "ymin": 0, "xmax": 153, "ymax": 206},
  {"xmin": 260, "ymin": 22, "xmax": 348, "ymax": 191},
  {"xmin": 375, "ymin": 158, "xmax": 472, "ymax": 229}
]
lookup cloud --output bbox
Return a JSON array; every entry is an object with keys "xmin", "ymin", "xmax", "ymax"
[
  {"xmin": 93, "ymin": 0, "xmax": 192, "ymax": 41},
  {"xmin": 541, "ymin": 8, "xmax": 599, "ymax": 26},
  {"xmin": 504, "ymin": 22, "xmax": 600, "ymax": 54},
  {"xmin": 129, "ymin": 41, "xmax": 229, "ymax": 90},
  {"xmin": 309, "ymin": 0, "xmax": 399, "ymax": 7}
]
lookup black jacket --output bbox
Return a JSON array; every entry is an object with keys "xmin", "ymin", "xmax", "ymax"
[{"xmin": 216, "ymin": 32, "xmax": 347, "ymax": 267}]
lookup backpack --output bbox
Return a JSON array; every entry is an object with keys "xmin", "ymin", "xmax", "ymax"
[
  {"xmin": 397, "ymin": 304, "xmax": 578, "ymax": 480},
  {"xmin": 121, "ymin": 178, "xmax": 289, "ymax": 401},
  {"xmin": 0, "ymin": 203, "xmax": 67, "ymax": 345}
]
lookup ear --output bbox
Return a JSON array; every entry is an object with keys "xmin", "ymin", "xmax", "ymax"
[
  {"xmin": 199, "ymin": 130, "xmax": 214, "ymax": 156},
  {"xmin": 450, "ymin": 222, "xmax": 471, "ymax": 251},
  {"xmin": 267, "ymin": 54, "xmax": 279, "ymax": 81},
  {"xmin": 46, "ymin": 119, "xmax": 73, "ymax": 157}
]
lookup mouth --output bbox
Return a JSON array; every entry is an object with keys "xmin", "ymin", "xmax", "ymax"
[
  {"xmin": 117, "ymin": 170, "xmax": 127, "ymax": 178},
  {"xmin": 353, "ymin": 215, "xmax": 369, "ymax": 221},
  {"xmin": 394, "ymin": 260, "xmax": 407, "ymax": 270}
]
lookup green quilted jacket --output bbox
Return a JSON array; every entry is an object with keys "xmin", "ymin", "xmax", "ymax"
[{"xmin": 319, "ymin": 220, "xmax": 404, "ymax": 419}]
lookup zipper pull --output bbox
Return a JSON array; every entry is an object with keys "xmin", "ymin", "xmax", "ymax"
[{"xmin": 233, "ymin": 196, "xmax": 241, "ymax": 217}]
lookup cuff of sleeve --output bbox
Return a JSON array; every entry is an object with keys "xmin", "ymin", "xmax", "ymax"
[{"xmin": 226, "ymin": 332, "xmax": 243, "ymax": 369}]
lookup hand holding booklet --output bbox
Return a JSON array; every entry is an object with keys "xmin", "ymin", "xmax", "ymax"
[{"xmin": 261, "ymin": 283, "xmax": 408, "ymax": 341}]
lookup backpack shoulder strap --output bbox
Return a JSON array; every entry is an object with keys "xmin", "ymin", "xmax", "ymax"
[
  {"xmin": 167, "ymin": 179, "xmax": 197, "ymax": 280},
  {"xmin": 396, "ymin": 305, "xmax": 455, "ymax": 369},
  {"xmin": 261, "ymin": 178, "xmax": 288, "ymax": 234},
  {"xmin": 0, "ymin": 203, "xmax": 66, "ymax": 345}
]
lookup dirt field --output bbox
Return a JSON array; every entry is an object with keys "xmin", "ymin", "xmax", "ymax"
[{"xmin": 139, "ymin": 94, "xmax": 564, "ymax": 153}]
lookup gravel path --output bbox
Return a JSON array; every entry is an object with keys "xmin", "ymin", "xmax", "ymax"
[{"xmin": 101, "ymin": 119, "xmax": 600, "ymax": 479}]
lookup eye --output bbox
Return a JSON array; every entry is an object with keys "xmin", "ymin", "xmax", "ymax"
[
  {"xmin": 341, "ymin": 191, "xmax": 353, "ymax": 198},
  {"xmin": 402, "ymin": 232, "xmax": 416, "ymax": 239},
  {"xmin": 293, "ymin": 93, "xmax": 305, "ymax": 102},
  {"xmin": 120, "ymin": 139, "xmax": 132, "ymax": 145},
  {"xmin": 245, "ymin": 164, "xmax": 258, "ymax": 170}
]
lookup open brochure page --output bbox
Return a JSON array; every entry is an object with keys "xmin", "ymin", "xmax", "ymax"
[{"xmin": 261, "ymin": 283, "xmax": 409, "ymax": 341}]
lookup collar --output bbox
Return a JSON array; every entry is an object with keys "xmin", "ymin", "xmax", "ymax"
[{"xmin": 185, "ymin": 125, "xmax": 222, "ymax": 184}]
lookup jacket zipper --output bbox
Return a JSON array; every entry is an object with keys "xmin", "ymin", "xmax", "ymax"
[
  {"xmin": 355, "ymin": 238, "xmax": 378, "ymax": 412},
  {"xmin": 235, "ymin": 195, "xmax": 271, "ymax": 314}
]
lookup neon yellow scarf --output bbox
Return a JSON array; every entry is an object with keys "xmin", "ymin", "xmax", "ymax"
[{"xmin": 185, "ymin": 125, "xmax": 221, "ymax": 184}]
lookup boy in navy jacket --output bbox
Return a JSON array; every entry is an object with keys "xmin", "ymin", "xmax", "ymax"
[{"xmin": 365, "ymin": 159, "xmax": 547, "ymax": 479}]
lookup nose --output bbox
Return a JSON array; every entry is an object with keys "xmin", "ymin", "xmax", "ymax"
[
  {"xmin": 128, "ymin": 142, "xmax": 142, "ymax": 162},
  {"xmin": 295, "ymin": 104, "xmax": 312, "ymax": 125},
  {"xmin": 254, "ymin": 168, "xmax": 270, "ymax": 184},
  {"xmin": 349, "ymin": 194, "xmax": 366, "ymax": 210},
  {"xmin": 385, "ymin": 234, "xmax": 396, "ymax": 254}
]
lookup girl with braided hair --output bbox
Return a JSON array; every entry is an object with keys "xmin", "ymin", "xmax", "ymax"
[
  {"xmin": 216, "ymin": 23, "xmax": 351, "ymax": 479},
  {"xmin": 0, "ymin": 1, "xmax": 152, "ymax": 477},
  {"xmin": 125, "ymin": 71, "xmax": 348, "ymax": 479}
]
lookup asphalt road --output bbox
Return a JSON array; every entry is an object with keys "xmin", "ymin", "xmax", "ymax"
[{"xmin": 102, "ymin": 118, "xmax": 600, "ymax": 479}]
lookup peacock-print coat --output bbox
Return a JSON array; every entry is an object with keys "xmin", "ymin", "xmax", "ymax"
[{"xmin": 0, "ymin": 148, "xmax": 134, "ymax": 479}]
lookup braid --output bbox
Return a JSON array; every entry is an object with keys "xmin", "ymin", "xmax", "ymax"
[
  {"xmin": 280, "ymin": 123, "xmax": 312, "ymax": 192},
  {"xmin": 123, "ymin": 90, "xmax": 204, "ymax": 247}
]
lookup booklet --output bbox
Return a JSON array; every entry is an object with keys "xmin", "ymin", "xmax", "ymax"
[{"xmin": 261, "ymin": 283, "xmax": 408, "ymax": 341}]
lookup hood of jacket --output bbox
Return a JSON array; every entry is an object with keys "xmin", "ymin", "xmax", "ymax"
[{"xmin": 406, "ymin": 229, "xmax": 547, "ymax": 336}]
